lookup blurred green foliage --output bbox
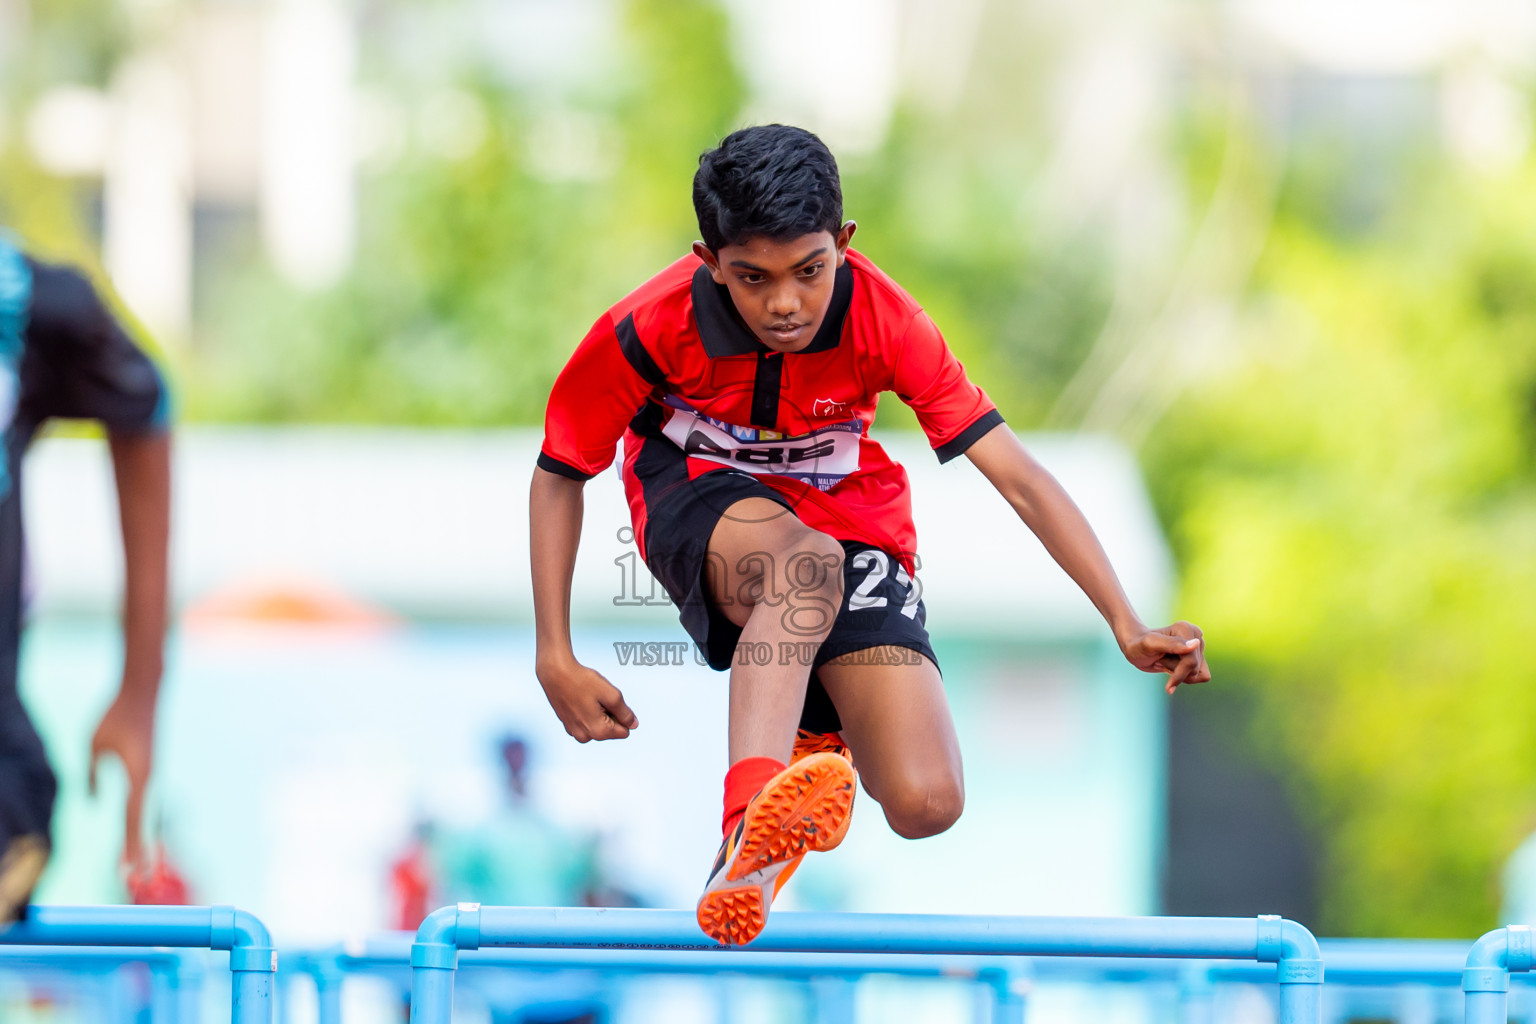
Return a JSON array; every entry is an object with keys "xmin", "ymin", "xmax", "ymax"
[
  {"xmin": 190, "ymin": 0, "xmax": 745, "ymax": 423},
  {"xmin": 12, "ymin": 0, "xmax": 131, "ymax": 90},
  {"xmin": 9, "ymin": 0, "xmax": 1536, "ymax": 938},
  {"xmin": 1145, "ymin": 158, "xmax": 1536, "ymax": 935},
  {"xmin": 188, "ymin": 0, "xmax": 1111, "ymax": 426}
]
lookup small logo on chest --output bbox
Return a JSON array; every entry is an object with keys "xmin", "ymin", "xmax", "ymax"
[{"xmin": 813, "ymin": 398, "xmax": 853, "ymax": 419}]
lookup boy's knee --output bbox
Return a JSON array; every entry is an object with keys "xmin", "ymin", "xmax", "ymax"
[
  {"xmin": 773, "ymin": 529, "xmax": 843, "ymax": 637},
  {"xmin": 880, "ymin": 775, "xmax": 964, "ymax": 840},
  {"xmin": 776, "ymin": 529, "xmax": 843, "ymax": 593}
]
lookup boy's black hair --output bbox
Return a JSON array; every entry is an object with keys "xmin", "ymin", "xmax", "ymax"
[{"xmin": 693, "ymin": 125, "xmax": 843, "ymax": 251}]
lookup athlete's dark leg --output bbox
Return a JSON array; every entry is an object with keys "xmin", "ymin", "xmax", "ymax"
[
  {"xmin": 0, "ymin": 666, "xmax": 57, "ymax": 920},
  {"xmin": 705, "ymin": 497, "xmax": 844, "ymax": 765},
  {"xmin": 816, "ymin": 650, "xmax": 964, "ymax": 839},
  {"xmin": 1, "ymin": 486, "xmax": 56, "ymax": 919}
]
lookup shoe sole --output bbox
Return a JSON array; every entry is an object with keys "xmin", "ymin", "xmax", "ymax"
[
  {"xmin": 731, "ymin": 752, "xmax": 854, "ymax": 879},
  {"xmin": 818, "ymin": 784, "xmax": 854, "ymax": 852},
  {"xmin": 696, "ymin": 753, "xmax": 854, "ymax": 946},
  {"xmin": 791, "ymin": 736, "xmax": 856, "ymax": 853},
  {"xmin": 694, "ymin": 851, "xmax": 810, "ymax": 947},
  {"xmin": 696, "ymin": 878, "xmax": 770, "ymax": 946}
]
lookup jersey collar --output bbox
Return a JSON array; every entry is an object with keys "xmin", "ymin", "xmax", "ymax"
[{"xmin": 690, "ymin": 261, "xmax": 854, "ymax": 358}]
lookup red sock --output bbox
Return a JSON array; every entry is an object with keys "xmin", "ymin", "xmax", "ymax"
[{"xmin": 721, "ymin": 757, "xmax": 786, "ymax": 837}]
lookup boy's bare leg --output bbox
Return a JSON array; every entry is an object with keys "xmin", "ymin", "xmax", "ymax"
[
  {"xmin": 695, "ymin": 497, "xmax": 854, "ymax": 944},
  {"xmin": 705, "ymin": 497, "xmax": 844, "ymax": 764},
  {"xmin": 816, "ymin": 650, "xmax": 965, "ymax": 839}
]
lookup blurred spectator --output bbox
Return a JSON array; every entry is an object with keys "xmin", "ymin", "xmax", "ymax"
[
  {"xmin": 431, "ymin": 734, "xmax": 600, "ymax": 908},
  {"xmin": 388, "ymin": 820, "xmax": 436, "ymax": 931},
  {"xmin": 0, "ymin": 237, "xmax": 171, "ymax": 922}
]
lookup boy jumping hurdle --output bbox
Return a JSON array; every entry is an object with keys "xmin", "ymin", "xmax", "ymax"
[{"xmin": 530, "ymin": 125, "xmax": 1209, "ymax": 945}]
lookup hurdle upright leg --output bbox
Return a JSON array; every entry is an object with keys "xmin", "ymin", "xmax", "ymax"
[
  {"xmin": 410, "ymin": 905, "xmax": 471, "ymax": 1024},
  {"xmin": 809, "ymin": 976, "xmax": 856, "ymax": 1024},
  {"xmin": 977, "ymin": 964, "xmax": 1026, "ymax": 1024},
  {"xmin": 221, "ymin": 909, "xmax": 278, "ymax": 1024},
  {"xmin": 314, "ymin": 956, "xmax": 345, "ymax": 1024},
  {"xmin": 1176, "ymin": 961, "xmax": 1213, "ymax": 1024},
  {"xmin": 1464, "ymin": 925, "xmax": 1533, "ymax": 1024},
  {"xmin": 1261, "ymin": 915, "xmax": 1324, "ymax": 1024}
]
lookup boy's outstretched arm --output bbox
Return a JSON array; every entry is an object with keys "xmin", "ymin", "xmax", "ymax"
[
  {"xmin": 963, "ymin": 426, "xmax": 1210, "ymax": 693},
  {"xmin": 530, "ymin": 467, "xmax": 639, "ymax": 741},
  {"xmin": 89, "ymin": 431, "xmax": 171, "ymax": 868}
]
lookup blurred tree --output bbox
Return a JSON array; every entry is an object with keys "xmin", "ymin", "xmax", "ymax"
[
  {"xmin": 0, "ymin": 0, "xmax": 127, "ymax": 266},
  {"xmin": 849, "ymin": 108, "xmax": 1113, "ymax": 431},
  {"xmin": 0, "ymin": 156, "xmax": 97, "ymax": 263},
  {"xmin": 849, "ymin": 0, "xmax": 1117, "ymax": 429},
  {"xmin": 193, "ymin": 0, "xmax": 1115, "ymax": 428},
  {"xmin": 1143, "ymin": 154, "xmax": 1536, "ymax": 936},
  {"xmin": 1, "ymin": 0, "xmax": 166, "ymax": 367},
  {"xmin": 17, "ymin": 0, "xmax": 132, "ymax": 89},
  {"xmin": 190, "ymin": 0, "xmax": 743, "ymax": 424}
]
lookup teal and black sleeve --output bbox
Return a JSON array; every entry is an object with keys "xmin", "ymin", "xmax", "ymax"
[{"xmin": 18, "ymin": 259, "xmax": 171, "ymax": 433}]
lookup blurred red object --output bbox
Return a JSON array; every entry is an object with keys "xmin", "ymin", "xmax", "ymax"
[
  {"xmin": 127, "ymin": 844, "xmax": 193, "ymax": 905},
  {"xmin": 389, "ymin": 834, "xmax": 434, "ymax": 931}
]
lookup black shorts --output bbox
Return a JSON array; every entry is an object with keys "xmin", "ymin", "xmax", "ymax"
[{"xmin": 640, "ymin": 467, "xmax": 938, "ymax": 734}]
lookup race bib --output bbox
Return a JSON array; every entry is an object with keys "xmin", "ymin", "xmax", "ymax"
[{"xmin": 660, "ymin": 395, "xmax": 862, "ymax": 491}]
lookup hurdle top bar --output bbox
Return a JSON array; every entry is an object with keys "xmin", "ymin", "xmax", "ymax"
[
  {"xmin": 1, "ymin": 905, "xmax": 273, "ymax": 970},
  {"xmin": 413, "ymin": 905, "xmax": 1319, "ymax": 964}
]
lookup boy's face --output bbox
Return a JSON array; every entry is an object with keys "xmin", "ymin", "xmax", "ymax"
[{"xmin": 693, "ymin": 221, "xmax": 857, "ymax": 353}]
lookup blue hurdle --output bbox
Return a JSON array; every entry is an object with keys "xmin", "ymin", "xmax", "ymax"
[
  {"xmin": 301, "ymin": 933, "xmax": 1507, "ymax": 1024},
  {"xmin": 1033, "ymin": 939, "xmax": 1491, "ymax": 1023},
  {"xmin": 0, "ymin": 945, "xmax": 205, "ymax": 1024},
  {"xmin": 290, "ymin": 934, "xmax": 1027, "ymax": 1024},
  {"xmin": 406, "ymin": 905, "xmax": 1323, "ymax": 1024},
  {"xmin": 0, "ymin": 905, "xmax": 276, "ymax": 1024},
  {"xmin": 1464, "ymin": 925, "xmax": 1535, "ymax": 1024}
]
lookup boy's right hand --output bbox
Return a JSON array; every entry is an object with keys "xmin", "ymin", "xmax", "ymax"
[{"xmin": 536, "ymin": 655, "xmax": 639, "ymax": 742}]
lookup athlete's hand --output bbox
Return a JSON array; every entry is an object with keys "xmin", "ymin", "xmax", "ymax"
[
  {"xmin": 536, "ymin": 654, "xmax": 639, "ymax": 742},
  {"xmin": 89, "ymin": 690, "xmax": 156, "ymax": 870},
  {"xmin": 1119, "ymin": 621, "xmax": 1210, "ymax": 694}
]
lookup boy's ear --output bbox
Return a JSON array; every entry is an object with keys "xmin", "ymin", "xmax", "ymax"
[
  {"xmin": 835, "ymin": 221, "xmax": 857, "ymax": 263},
  {"xmin": 692, "ymin": 241, "xmax": 725, "ymax": 284}
]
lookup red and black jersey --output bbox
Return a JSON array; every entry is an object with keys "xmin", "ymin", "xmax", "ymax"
[{"xmin": 539, "ymin": 249, "xmax": 1002, "ymax": 569}]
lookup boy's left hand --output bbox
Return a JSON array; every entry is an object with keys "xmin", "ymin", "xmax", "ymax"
[
  {"xmin": 89, "ymin": 690, "xmax": 156, "ymax": 870},
  {"xmin": 1119, "ymin": 622, "xmax": 1210, "ymax": 694}
]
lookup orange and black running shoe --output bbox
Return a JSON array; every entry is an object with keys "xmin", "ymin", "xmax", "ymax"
[
  {"xmin": 792, "ymin": 728, "xmax": 850, "ymax": 761},
  {"xmin": 791, "ymin": 729, "xmax": 854, "ymax": 851},
  {"xmin": 696, "ymin": 751, "xmax": 855, "ymax": 946}
]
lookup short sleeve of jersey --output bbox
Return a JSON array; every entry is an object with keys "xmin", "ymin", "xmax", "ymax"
[
  {"xmin": 19, "ymin": 260, "xmax": 170, "ymax": 433},
  {"xmin": 890, "ymin": 310, "xmax": 1003, "ymax": 463},
  {"xmin": 539, "ymin": 311, "xmax": 661, "ymax": 479}
]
